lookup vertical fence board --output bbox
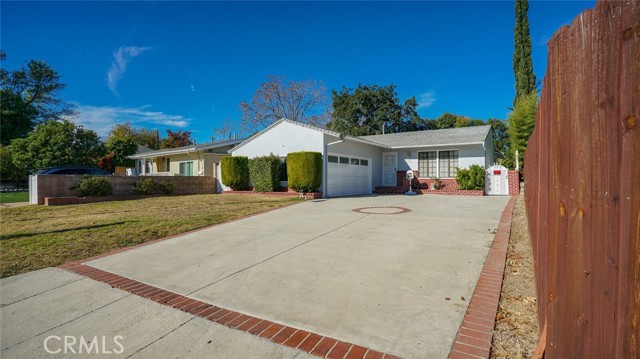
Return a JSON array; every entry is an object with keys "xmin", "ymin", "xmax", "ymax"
[{"xmin": 524, "ymin": 1, "xmax": 639, "ymax": 357}]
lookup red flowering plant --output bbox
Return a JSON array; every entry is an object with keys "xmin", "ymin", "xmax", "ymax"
[{"xmin": 96, "ymin": 153, "xmax": 115, "ymax": 174}]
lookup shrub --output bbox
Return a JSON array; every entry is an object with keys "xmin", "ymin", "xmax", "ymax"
[
  {"xmin": 132, "ymin": 178, "xmax": 175, "ymax": 195},
  {"xmin": 158, "ymin": 182, "xmax": 175, "ymax": 194},
  {"xmin": 78, "ymin": 176, "xmax": 112, "ymax": 197},
  {"xmin": 287, "ymin": 151, "xmax": 322, "ymax": 192},
  {"xmin": 433, "ymin": 177, "xmax": 443, "ymax": 190},
  {"xmin": 248, "ymin": 154, "xmax": 281, "ymax": 192},
  {"xmin": 455, "ymin": 164, "xmax": 486, "ymax": 190},
  {"xmin": 221, "ymin": 156, "xmax": 249, "ymax": 190}
]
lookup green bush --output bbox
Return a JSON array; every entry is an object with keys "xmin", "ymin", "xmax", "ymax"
[
  {"xmin": 248, "ymin": 154, "xmax": 281, "ymax": 192},
  {"xmin": 221, "ymin": 156, "xmax": 249, "ymax": 190},
  {"xmin": 133, "ymin": 178, "xmax": 175, "ymax": 195},
  {"xmin": 78, "ymin": 176, "xmax": 112, "ymax": 197},
  {"xmin": 158, "ymin": 182, "xmax": 175, "ymax": 194},
  {"xmin": 455, "ymin": 164, "xmax": 486, "ymax": 190},
  {"xmin": 286, "ymin": 151, "xmax": 322, "ymax": 192}
]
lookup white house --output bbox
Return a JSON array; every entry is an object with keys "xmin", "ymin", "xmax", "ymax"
[{"xmin": 230, "ymin": 119, "xmax": 495, "ymax": 197}]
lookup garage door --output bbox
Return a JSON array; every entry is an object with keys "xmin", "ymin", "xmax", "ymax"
[{"xmin": 327, "ymin": 154, "xmax": 371, "ymax": 197}]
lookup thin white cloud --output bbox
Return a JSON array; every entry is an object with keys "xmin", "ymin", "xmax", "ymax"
[
  {"xmin": 417, "ymin": 91, "xmax": 436, "ymax": 109},
  {"xmin": 107, "ymin": 46, "xmax": 150, "ymax": 96},
  {"xmin": 74, "ymin": 104, "xmax": 191, "ymax": 138}
]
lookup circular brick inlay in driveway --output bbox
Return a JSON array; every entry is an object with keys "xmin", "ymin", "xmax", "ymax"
[{"xmin": 352, "ymin": 206, "xmax": 411, "ymax": 215}]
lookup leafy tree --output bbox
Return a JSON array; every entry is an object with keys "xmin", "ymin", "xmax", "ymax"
[
  {"xmin": 96, "ymin": 153, "xmax": 115, "ymax": 173},
  {"xmin": 160, "ymin": 129, "xmax": 194, "ymax": 149},
  {"xmin": 0, "ymin": 55, "xmax": 75, "ymax": 145},
  {"xmin": 505, "ymin": 91, "xmax": 537, "ymax": 169},
  {"xmin": 108, "ymin": 122, "xmax": 160, "ymax": 150},
  {"xmin": 431, "ymin": 113, "xmax": 483, "ymax": 129},
  {"xmin": 328, "ymin": 84, "xmax": 418, "ymax": 136},
  {"xmin": 434, "ymin": 113, "xmax": 459, "ymax": 129},
  {"xmin": 487, "ymin": 119, "xmax": 510, "ymax": 157},
  {"xmin": 404, "ymin": 117, "xmax": 437, "ymax": 132},
  {"xmin": 513, "ymin": 0, "xmax": 536, "ymax": 103},
  {"xmin": 105, "ymin": 136, "xmax": 138, "ymax": 167},
  {"xmin": 10, "ymin": 119, "xmax": 102, "ymax": 172},
  {"xmin": 0, "ymin": 145, "xmax": 26, "ymax": 180},
  {"xmin": 240, "ymin": 75, "xmax": 329, "ymax": 133}
]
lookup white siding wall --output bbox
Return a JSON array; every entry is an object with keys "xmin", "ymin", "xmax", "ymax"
[
  {"xmin": 324, "ymin": 134, "xmax": 383, "ymax": 187},
  {"xmin": 396, "ymin": 143, "xmax": 487, "ymax": 177},
  {"xmin": 484, "ymin": 131, "xmax": 495, "ymax": 168},
  {"xmin": 232, "ymin": 122, "xmax": 324, "ymax": 158}
]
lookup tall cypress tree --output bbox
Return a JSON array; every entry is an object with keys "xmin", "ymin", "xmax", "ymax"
[{"xmin": 513, "ymin": 0, "xmax": 536, "ymax": 103}]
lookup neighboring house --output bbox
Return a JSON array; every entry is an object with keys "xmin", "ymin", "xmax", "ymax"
[
  {"xmin": 129, "ymin": 138, "xmax": 245, "ymax": 192},
  {"xmin": 230, "ymin": 119, "xmax": 495, "ymax": 197}
]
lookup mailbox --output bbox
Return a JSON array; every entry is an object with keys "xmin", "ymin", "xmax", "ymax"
[
  {"xmin": 405, "ymin": 170, "xmax": 416, "ymax": 195},
  {"xmin": 406, "ymin": 170, "xmax": 414, "ymax": 180}
]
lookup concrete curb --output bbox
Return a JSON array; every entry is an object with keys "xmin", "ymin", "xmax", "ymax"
[{"xmin": 449, "ymin": 196, "xmax": 517, "ymax": 359}]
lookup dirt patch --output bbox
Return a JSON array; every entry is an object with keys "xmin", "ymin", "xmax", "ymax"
[{"xmin": 491, "ymin": 195, "xmax": 539, "ymax": 358}]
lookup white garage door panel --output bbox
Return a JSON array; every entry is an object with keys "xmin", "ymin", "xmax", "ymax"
[{"xmin": 327, "ymin": 154, "xmax": 371, "ymax": 197}]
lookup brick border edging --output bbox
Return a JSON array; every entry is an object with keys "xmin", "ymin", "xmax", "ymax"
[
  {"xmin": 449, "ymin": 196, "xmax": 517, "ymax": 359},
  {"xmin": 222, "ymin": 191, "xmax": 323, "ymax": 200},
  {"xmin": 58, "ymin": 263, "xmax": 400, "ymax": 359}
]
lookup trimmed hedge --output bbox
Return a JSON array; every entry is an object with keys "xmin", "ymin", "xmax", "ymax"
[
  {"xmin": 78, "ymin": 176, "xmax": 112, "ymax": 197},
  {"xmin": 132, "ymin": 178, "xmax": 175, "ymax": 195},
  {"xmin": 286, "ymin": 151, "xmax": 322, "ymax": 192},
  {"xmin": 221, "ymin": 156, "xmax": 249, "ymax": 190},
  {"xmin": 455, "ymin": 164, "xmax": 485, "ymax": 190},
  {"xmin": 248, "ymin": 154, "xmax": 281, "ymax": 192}
]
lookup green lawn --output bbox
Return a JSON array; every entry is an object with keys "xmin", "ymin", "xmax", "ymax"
[
  {"xmin": 0, "ymin": 192, "xmax": 29, "ymax": 204},
  {"xmin": 0, "ymin": 194, "xmax": 300, "ymax": 278}
]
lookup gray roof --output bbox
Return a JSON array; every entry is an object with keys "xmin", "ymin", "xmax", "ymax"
[
  {"xmin": 361, "ymin": 125, "xmax": 492, "ymax": 148},
  {"xmin": 130, "ymin": 138, "xmax": 245, "ymax": 159},
  {"xmin": 136, "ymin": 144, "xmax": 154, "ymax": 153}
]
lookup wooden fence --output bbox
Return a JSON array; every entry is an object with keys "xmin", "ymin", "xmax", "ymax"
[{"xmin": 524, "ymin": 1, "xmax": 639, "ymax": 357}]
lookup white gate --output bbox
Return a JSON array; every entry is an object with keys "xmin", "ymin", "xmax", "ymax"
[{"xmin": 485, "ymin": 165, "xmax": 509, "ymax": 195}]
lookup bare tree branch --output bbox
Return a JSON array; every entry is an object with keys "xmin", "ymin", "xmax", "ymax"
[{"xmin": 239, "ymin": 75, "xmax": 329, "ymax": 133}]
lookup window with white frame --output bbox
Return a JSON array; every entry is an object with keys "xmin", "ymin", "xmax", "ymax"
[{"xmin": 418, "ymin": 150, "xmax": 459, "ymax": 178}]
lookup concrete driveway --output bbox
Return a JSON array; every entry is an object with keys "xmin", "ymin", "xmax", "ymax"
[{"xmin": 2, "ymin": 194, "xmax": 509, "ymax": 358}]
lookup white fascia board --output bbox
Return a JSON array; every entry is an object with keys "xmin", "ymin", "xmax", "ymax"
[
  {"xmin": 323, "ymin": 133, "xmax": 389, "ymax": 148},
  {"xmin": 129, "ymin": 147, "xmax": 197, "ymax": 159},
  {"xmin": 388, "ymin": 141, "xmax": 485, "ymax": 149}
]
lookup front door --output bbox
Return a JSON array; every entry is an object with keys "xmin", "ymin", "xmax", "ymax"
[{"xmin": 382, "ymin": 152, "xmax": 397, "ymax": 186}]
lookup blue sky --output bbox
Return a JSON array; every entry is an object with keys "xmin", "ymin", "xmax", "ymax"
[{"xmin": 2, "ymin": 1, "xmax": 595, "ymax": 143}]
